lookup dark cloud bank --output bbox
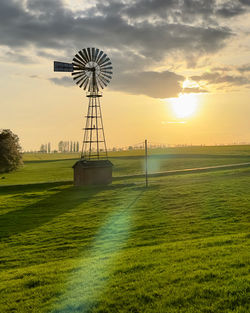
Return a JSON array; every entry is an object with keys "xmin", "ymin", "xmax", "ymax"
[{"xmin": 1, "ymin": 0, "xmax": 250, "ymax": 98}]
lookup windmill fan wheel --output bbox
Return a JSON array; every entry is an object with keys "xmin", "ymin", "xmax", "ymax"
[{"xmin": 71, "ymin": 47, "xmax": 113, "ymax": 91}]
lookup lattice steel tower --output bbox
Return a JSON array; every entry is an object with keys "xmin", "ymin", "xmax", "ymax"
[{"xmin": 81, "ymin": 80, "xmax": 107, "ymax": 160}]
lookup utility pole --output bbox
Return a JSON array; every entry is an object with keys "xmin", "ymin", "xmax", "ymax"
[{"xmin": 145, "ymin": 139, "xmax": 148, "ymax": 188}]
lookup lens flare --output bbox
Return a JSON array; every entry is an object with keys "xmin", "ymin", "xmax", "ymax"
[{"xmin": 51, "ymin": 190, "xmax": 143, "ymax": 312}]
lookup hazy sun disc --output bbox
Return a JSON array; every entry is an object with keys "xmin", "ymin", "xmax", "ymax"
[{"xmin": 170, "ymin": 94, "xmax": 198, "ymax": 118}]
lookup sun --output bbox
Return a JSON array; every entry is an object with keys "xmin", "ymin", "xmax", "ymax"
[{"xmin": 169, "ymin": 93, "xmax": 198, "ymax": 119}]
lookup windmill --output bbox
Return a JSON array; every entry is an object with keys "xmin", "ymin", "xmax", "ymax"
[{"xmin": 53, "ymin": 48, "xmax": 113, "ymax": 185}]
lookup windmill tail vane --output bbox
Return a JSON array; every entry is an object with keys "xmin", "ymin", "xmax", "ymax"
[{"xmin": 53, "ymin": 47, "xmax": 112, "ymax": 160}]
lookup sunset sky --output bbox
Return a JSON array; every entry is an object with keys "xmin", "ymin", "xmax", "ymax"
[{"xmin": 1, "ymin": 0, "xmax": 250, "ymax": 151}]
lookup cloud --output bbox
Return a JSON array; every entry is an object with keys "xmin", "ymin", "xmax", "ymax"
[
  {"xmin": 111, "ymin": 70, "xmax": 184, "ymax": 98},
  {"xmin": 237, "ymin": 64, "xmax": 250, "ymax": 72},
  {"xmin": 122, "ymin": 0, "xmax": 249, "ymax": 21},
  {"xmin": 49, "ymin": 76, "xmax": 73, "ymax": 87},
  {"xmin": 211, "ymin": 66, "xmax": 233, "ymax": 72},
  {"xmin": 191, "ymin": 71, "xmax": 250, "ymax": 87},
  {"xmin": 50, "ymin": 69, "xmax": 185, "ymax": 98},
  {"xmin": 0, "ymin": 50, "xmax": 35, "ymax": 64},
  {"xmin": 0, "ymin": 0, "xmax": 232, "ymax": 58},
  {"xmin": 0, "ymin": 0, "xmax": 248, "ymax": 98},
  {"xmin": 216, "ymin": 2, "xmax": 245, "ymax": 17},
  {"xmin": 182, "ymin": 87, "xmax": 208, "ymax": 93},
  {"xmin": 240, "ymin": 0, "xmax": 250, "ymax": 6}
]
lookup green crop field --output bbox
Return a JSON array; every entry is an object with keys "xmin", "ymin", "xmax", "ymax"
[{"xmin": 0, "ymin": 146, "xmax": 250, "ymax": 312}]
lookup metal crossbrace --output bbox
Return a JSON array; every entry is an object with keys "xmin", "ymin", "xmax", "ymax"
[{"xmin": 81, "ymin": 91, "xmax": 108, "ymax": 160}]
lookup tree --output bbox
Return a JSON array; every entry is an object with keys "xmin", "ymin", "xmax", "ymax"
[
  {"xmin": 39, "ymin": 144, "xmax": 47, "ymax": 153},
  {"xmin": 58, "ymin": 141, "xmax": 64, "ymax": 152},
  {"xmin": 0, "ymin": 129, "xmax": 22, "ymax": 173}
]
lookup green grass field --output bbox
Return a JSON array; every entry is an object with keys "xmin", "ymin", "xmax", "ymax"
[
  {"xmin": 0, "ymin": 146, "xmax": 250, "ymax": 312},
  {"xmin": 1, "ymin": 145, "xmax": 250, "ymax": 186}
]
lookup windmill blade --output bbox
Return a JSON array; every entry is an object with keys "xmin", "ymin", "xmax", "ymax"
[
  {"xmin": 100, "ymin": 66, "xmax": 113, "ymax": 71},
  {"xmin": 100, "ymin": 62, "xmax": 112, "ymax": 69},
  {"xmin": 100, "ymin": 76, "xmax": 110, "ymax": 86},
  {"xmin": 97, "ymin": 76, "xmax": 105, "ymax": 89},
  {"xmin": 99, "ymin": 75, "xmax": 109, "ymax": 86},
  {"xmin": 75, "ymin": 77, "xmax": 84, "ymax": 88},
  {"xmin": 73, "ymin": 55, "xmax": 85, "ymax": 66},
  {"xmin": 79, "ymin": 76, "xmax": 88, "ymax": 88},
  {"xmin": 95, "ymin": 50, "xmax": 103, "ymax": 64},
  {"xmin": 99, "ymin": 79, "xmax": 108, "ymax": 87},
  {"xmin": 73, "ymin": 72, "xmax": 85, "ymax": 80},
  {"xmin": 101, "ymin": 72, "xmax": 112, "ymax": 80},
  {"xmin": 74, "ymin": 53, "xmax": 85, "ymax": 64},
  {"xmin": 72, "ymin": 58, "xmax": 83, "ymax": 67},
  {"xmin": 81, "ymin": 76, "xmax": 88, "ymax": 86},
  {"xmin": 79, "ymin": 50, "xmax": 88, "ymax": 64},
  {"xmin": 100, "ymin": 61, "xmax": 112, "ymax": 68},
  {"xmin": 77, "ymin": 76, "xmax": 88, "ymax": 89},
  {"xmin": 93, "ymin": 48, "xmax": 99, "ymax": 62},
  {"xmin": 72, "ymin": 70, "xmax": 85, "ymax": 76},
  {"xmin": 98, "ymin": 54, "xmax": 107, "ymax": 66},
  {"xmin": 91, "ymin": 48, "xmax": 96, "ymax": 62},
  {"xmin": 83, "ymin": 77, "xmax": 90, "ymax": 90},
  {"xmin": 73, "ymin": 73, "xmax": 86, "ymax": 81},
  {"xmin": 75, "ymin": 76, "xmax": 85, "ymax": 86},
  {"xmin": 82, "ymin": 48, "xmax": 90, "ymax": 63},
  {"xmin": 99, "ymin": 57, "xmax": 110, "ymax": 67},
  {"xmin": 100, "ymin": 79, "xmax": 110, "ymax": 87},
  {"xmin": 72, "ymin": 59, "xmax": 84, "ymax": 68},
  {"xmin": 87, "ymin": 48, "xmax": 92, "ymax": 62},
  {"xmin": 72, "ymin": 64, "xmax": 85, "ymax": 72},
  {"xmin": 99, "ymin": 56, "xmax": 110, "ymax": 65},
  {"xmin": 54, "ymin": 61, "xmax": 73, "ymax": 72},
  {"xmin": 101, "ymin": 70, "xmax": 113, "ymax": 75},
  {"xmin": 100, "ymin": 74, "xmax": 110, "ymax": 83},
  {"xmin": 98, "ymin": 53, "xmax": 107, "ymax": 64}
]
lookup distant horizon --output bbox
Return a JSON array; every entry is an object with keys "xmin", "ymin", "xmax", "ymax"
[{"xmin": 21, "ymin": 141, "xmax": 250, "ymax": 153}]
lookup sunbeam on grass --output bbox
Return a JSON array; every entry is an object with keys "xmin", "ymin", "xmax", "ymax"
[{"xmin": 51, "ymin": 191, "xmax": 144, "ymax": 313}]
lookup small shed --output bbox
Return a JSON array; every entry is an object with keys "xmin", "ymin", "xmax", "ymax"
[{"xmin": 72, "ymin": 159, "xmax": 113, "ymax": 186}]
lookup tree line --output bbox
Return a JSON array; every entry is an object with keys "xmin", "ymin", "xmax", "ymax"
[{"xmin": 39, "ymin": 141, "xmax": 80, "ymax": 153}]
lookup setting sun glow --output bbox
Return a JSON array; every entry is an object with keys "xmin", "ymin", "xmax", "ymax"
[{"xmin": 170, "ymin": 94, "xmax": 198, "ymax": 119}]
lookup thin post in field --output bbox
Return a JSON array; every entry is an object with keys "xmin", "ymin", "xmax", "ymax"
[{"xmin": 145, "ymin": 139, "xmax": 148, "ymax": 188}]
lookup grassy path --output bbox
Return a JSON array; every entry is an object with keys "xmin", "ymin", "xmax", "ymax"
[{"xmin": 116, "ymin": 161, "xmax": 250, "ymax": 179}]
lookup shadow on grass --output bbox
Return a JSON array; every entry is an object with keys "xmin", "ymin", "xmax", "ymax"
[
  {"xmin": 0, "ymin": 181, "xmax": 72, "ymax": 195},
  {"xmin": 0, "ymin": 183, "xmax": 124, "ymax": 239},
  {"xmin": 24, "ymin": 158, "xmax": 78, "ymax": 164},
  {"xmin": 0, "ymin": 182, "xmax": 145, "ymax": 240}
]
